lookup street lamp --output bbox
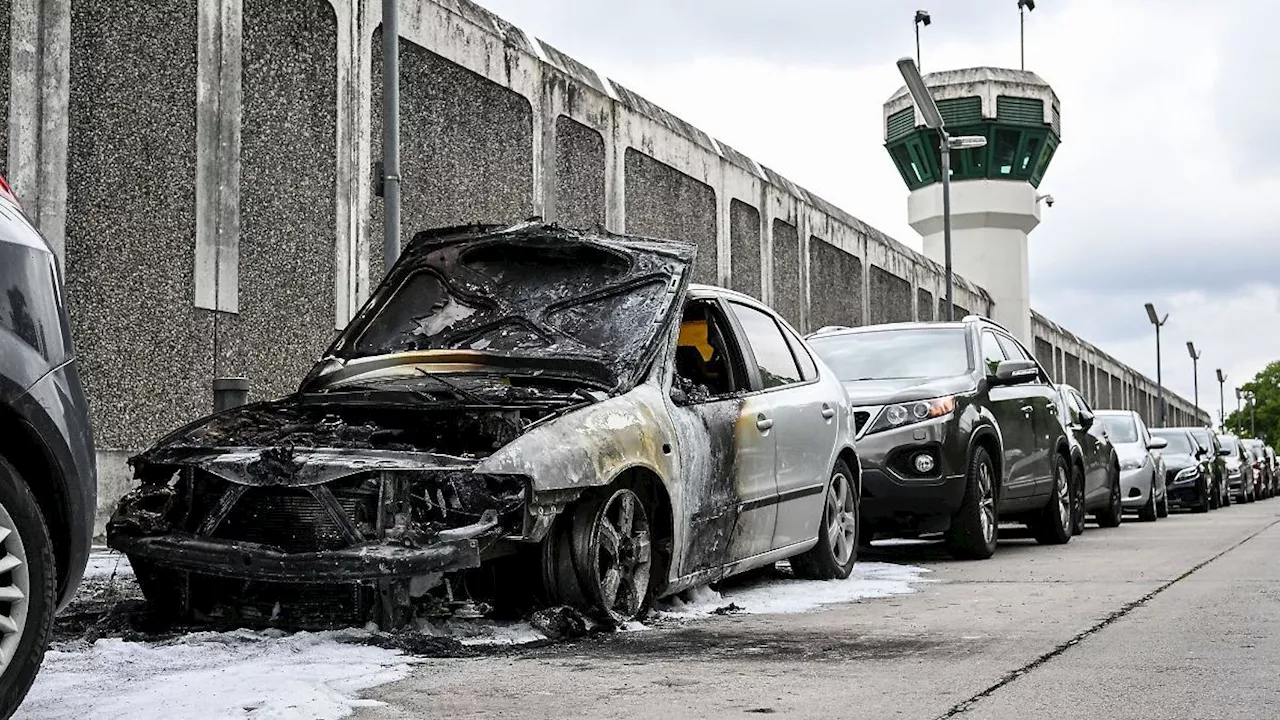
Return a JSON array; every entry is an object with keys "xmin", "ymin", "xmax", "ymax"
[
  {"xmin": 897, "ymin": 57, "xmax": 988, "ymax": 321},
  {"xmin": 1186, "ymin": 341, "xmax": 1201, "ymax": 417},
  {"xmin": 1216, "ymin": 369, "xmax": 1226, "ymax": 430},
  {"xmin": 914, "ymin": 10, "xmax": 931, "ymax": 70},
  {"xmin": 1246, "ymin": 391, "xmax": 1257, "ymax": 437},
  {"xmin": 1018, "ymin": 0, "xmax": 1036, "ymax": 70},
  {"xmin": 1144, "ymin": 302, "xmax": 1168, "ymax": 426}
]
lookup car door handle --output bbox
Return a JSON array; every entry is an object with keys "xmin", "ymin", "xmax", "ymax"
[
  {"xmin": 756, "ymin": 414, "xmax": 774, "ymax": 432},
  {"xmin": 1021, "ymin": 405, "xmax": 1035, "ymax": 414},
  {"xmin": 821, "ymin": 404, "xmax": 836, "ymax": 420}
]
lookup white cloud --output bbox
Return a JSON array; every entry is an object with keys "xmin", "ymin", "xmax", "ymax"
[{"xmin": 478, "ymin": 0, "xmax": 1279, "ymax": 405}]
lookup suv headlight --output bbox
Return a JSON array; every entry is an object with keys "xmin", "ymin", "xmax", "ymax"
[
  {"xmin": 1120, "ymin": 458, "xmax": 1145, "ymax": 471},
  {"xmin": 865, "ymin": 396, "xmax": 955, "ymax": 435}
]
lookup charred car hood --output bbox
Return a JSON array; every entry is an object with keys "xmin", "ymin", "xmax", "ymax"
[
  {"xmin": 304, "ymin": 222, "xmax": 695, "ymax": 394},
  {"xmin": 841, "ymin": 375, "xmax": 974, "ymax": 405},
  {"xmin": 132, "ymin": 392, "xmax": 569, "ymax": 487}
]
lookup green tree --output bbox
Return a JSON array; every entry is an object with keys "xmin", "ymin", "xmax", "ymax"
[{"xmin": 1224, "ymin": 360, "xmax": 1280, "ymax": 443}]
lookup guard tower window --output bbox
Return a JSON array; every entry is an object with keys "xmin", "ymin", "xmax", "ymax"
[{"xmin": 993, "ymin": 129, "xmax": 1020, "ymax": 175}]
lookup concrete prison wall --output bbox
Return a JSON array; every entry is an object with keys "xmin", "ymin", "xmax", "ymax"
[{"xmin": 0, "ymin": 0, "xmax": 1204, "ymax": 531}]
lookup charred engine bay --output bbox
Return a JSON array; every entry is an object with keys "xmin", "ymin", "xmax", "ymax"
[{"xmin": 165, "ymin": 395, "xmax": 552, "ymax": 456}]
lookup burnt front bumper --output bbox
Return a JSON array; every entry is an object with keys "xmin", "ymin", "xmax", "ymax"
[{"xmin": 110, "ymin": 520, "xmax": 493, "ymax": 583}]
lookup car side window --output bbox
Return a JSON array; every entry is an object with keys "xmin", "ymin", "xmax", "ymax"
[
  {"xmin": 728, "ymin": 302, "xmax": 802, "ymax": 390},
  {"xmin": 980, "ymin": 331, "xmax": 1007, "ymax": 375},
  {"xmin": 673, "ymin": 300, "xmax": 747, "ymax": 399},
  {"xmin": 781, "ymin": 325, "xmax": 819, "ymax": 381},
  {"xmin": 1063, "ymin": 391, "xmax": 1083, "ymax": 424},
  {"xmin": 995, "ymin": 334, "xmax": 1030, "ymax": 362}
]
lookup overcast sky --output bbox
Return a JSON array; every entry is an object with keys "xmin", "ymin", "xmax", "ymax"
[{"xmin": 477, "ymin": 0, "xmax": 1279, "ymax": 418}]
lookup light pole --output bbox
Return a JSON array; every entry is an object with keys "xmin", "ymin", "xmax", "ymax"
[
  {"xmin": 1246, "ymin": 391, "xmax": 1257, "ymax": 437},
  {"xmin": 381, "ymin": 0, "xmax": 402, "ymax": 268},
  {"xmin": 914, "ymin": 10, "xmax": 931, "ymax": 71},
  {"xmin": 897, "ymin": 57, "xmax": 988, "ymax": 321},
  {"xmin": 1216, "ymin": 369, "xmax": 1226, "ymax": 430},
  {"xmin": 1145, "ymin": 302, "xmax": 1168, "ymax": 426},
  {"xmin": 1018, "ymin": 0, "xmax": 1036, "ymax": 70},
  {"xmin": 1186, "ymin": 341, "xmax": 1201, "ymax": 417}
]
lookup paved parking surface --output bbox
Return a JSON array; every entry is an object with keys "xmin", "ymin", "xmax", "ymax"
[{"xmin": 359, "ymin": 502, "xmax": 1280, "ymax": 719}]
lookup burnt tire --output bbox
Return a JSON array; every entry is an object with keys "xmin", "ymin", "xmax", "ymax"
[
  {"xmin": 1032, "ymin": 454, "xmax": 1073, "ymax": 545},
  {"xmin": 541, "ymin": 485, "xmax": 655, "ymax": 623},
  {"xmin": 1069, "ymin": 464, "xmax": 1086, "ymax": 536},
  {"xmin": 1095, "ymin": 464, "xmax": 1124, "ymax": 528},
  {"xmin": 791, "ymin": 459, "xmax": 859, "ymax": 581},
  {"xmin": 0, "ymin": 457, "xmax": 56, "ymax": 720},
  {"xmin": 946, "ymin": 446, "xmax": 998, "ymax": 560}
]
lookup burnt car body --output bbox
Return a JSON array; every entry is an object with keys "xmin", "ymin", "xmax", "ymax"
[
  {"xmin": 1051, "ymin": 384, "xmax": 1122, "ymax": 534},
  {"xmin": 107, "ymin": 223, "xmax": 859, "ymax": 626}
]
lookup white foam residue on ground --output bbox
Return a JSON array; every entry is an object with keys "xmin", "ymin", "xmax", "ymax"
[
  {"xmin": 655, "ymin": 562, "xmax": 933, "ymax": 618},
  {"xmin": 17, "ymin": 630, "xmax": 412, "ymax": 720},
  {"xmin": 81, "ymin": 546, "xmax": 134, "ymax": 580},
  {"xmin": 416, "ymin": 618, "xmax": 548, "ymax": 646}
]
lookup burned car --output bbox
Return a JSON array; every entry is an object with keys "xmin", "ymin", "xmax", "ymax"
[{"xmin": 108, "ymin": 222, "xmax": 860, "ymax": 627}]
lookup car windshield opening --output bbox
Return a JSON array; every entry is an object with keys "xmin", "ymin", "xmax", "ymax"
[
  {"xmin": 808, "ymin": 328, "xmax": 971, "ymax": 382},
  {"xmin": 1219, "ymin": 436, "xmax": 1239, "ymax": 453},
  {"xmin": 1100, "ymin": 415, "xmax": 1139, "ymax": 444},
  {"xmin": 1152, "ymin": 431, "xmax": 1194, "ymax": 454}
]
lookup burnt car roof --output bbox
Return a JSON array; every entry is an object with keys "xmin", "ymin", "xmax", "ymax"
[{"xmin": 309, "ymin": 222, "xmax": 695, "ymax": 393}]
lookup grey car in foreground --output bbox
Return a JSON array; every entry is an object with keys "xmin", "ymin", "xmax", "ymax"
[
  {"xmin": 108, "ymin": 223, "xmax": 859, "ymax": 627},
  {"xmin": 1218, "ymin": 434, "xmax": 1254, "ymax": 503},
  {"xmin": 1096, "ymin": 410, "xmax": 1167, "ymax": 521},
  {"xmin": 0, "ymin": 177, "xmax": 97, "ymax": 716}
]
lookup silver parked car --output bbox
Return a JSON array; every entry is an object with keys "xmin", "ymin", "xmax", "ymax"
[
  {"xmin": 108, "ymin": 223, "xmax": 861, "ymax": 625},
  {"xmin": 1218, "ymin": 433, "xmax": 1255, "ymax": 503},
  {"xmin": 1095, "ymin": 410, "xmax": 1167, "ymax": 521}
]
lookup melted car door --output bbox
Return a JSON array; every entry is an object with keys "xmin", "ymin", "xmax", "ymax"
[
  {"xmin": 725, "ymin": 302, "xmax": 836, "ymax": 551},
  {"xmin": 669, "ymin": 299, "xmax": 778, "ymax": 575}
]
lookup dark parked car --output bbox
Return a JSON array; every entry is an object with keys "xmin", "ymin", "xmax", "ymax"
[
  {"xmin": 1150, "ymin": 428, "xmax": 1212, "ymax": 513},
  {"xmin": 1180, "ymin": 426, "xmax": 1229, "ymax": 508},
  {"xmin": 107, "ymin": 223, "xmax": 860, "ymax": 627},
  {"xmin": 0, "ymin": 176, "xmax": 97, "ymax": 716},
  {"xmin": 806, "ymin": 317, "xmax": 1074, "ymax": 560},
  {"xmin": 1218, "ymin": 433, "xmax": 1254, "ymax": 503},
  {"xmin": 1051, "ymin": 384, "xmax": 1122, "ymax": 533},
  {"xmin": 1241, "ymin": 439, "xmax": 1272, "ymax": 500}
]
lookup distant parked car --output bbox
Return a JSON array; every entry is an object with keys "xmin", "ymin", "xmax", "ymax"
[
  {"xmin": 1242, "ymin": 439, "xmax": 1272, "ymax": 499},
  {"xmin": 1095, "ymin": 410, "xmax": 1167, "ymax": 521},
  {"xmin": 0, "ymin": 176, "xmax": 97, "ymax": 717},
  {"xmin": 1217, "ymin": 434, "xmax": 1254, "ymax": 503},
  {"xmin": 1051, "ymin": 384, "xmax": 1122, "ymax": 533},
  {"xmin": 1181, "ymin": 426, "xmax": 1230, "ymax": 508},
  {"xmin": 108, "ymin": 223, "xmax": 861, "ymax": 626},
  {"xmin": 806, "ymin": 316, "xmax": 1074, "ymax": 560},
  {"xmin": 1150, "ymin": 428, "xmax": 1212, "ymax": 513}
]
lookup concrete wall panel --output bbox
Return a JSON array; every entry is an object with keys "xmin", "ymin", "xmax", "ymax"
[
  {"xmin": 808, "ymin": 236, "xmax": 862, "ymax": 329},
  {"xmin": 623, "ymin": 147, "xmax": 716, "ymax": 283},
  {"xmin": 771, "ymin": 218, "xmax": 800, "ymax": 327},
  {"xmin": 729, "ymin": 199, "xmax": 761, "ymax": 299},
  {"xmin": 554, "ymin": 114, "xmax": 605, "ymax": 229},
  {"xmin": 869, "ymin": 265, "xmax": 912, "ymax": 325},
  {"xmin": 917, "ymin": 288, "xmax": 934, "ymax": 321}
]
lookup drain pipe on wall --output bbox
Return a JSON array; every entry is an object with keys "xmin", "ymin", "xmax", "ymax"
[{"xmin": 381, "ymin": 0, "xmax": 402, "ymax": 268}]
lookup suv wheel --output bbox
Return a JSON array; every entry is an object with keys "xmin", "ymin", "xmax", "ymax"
[
  {"xmin": 946, "ymin": 446, "xmax": 998, "ymax": 560},
  {"xmin": 1069, "ymin": 464, "xmax": 1086, "ymax": 536},
  {"xmin": 0, "ymin": 458, "xmax": 55, "ymax": 719},
  {"xmin": 1032, "ymin": 454, "xmax": 1072, "ymax": 545},
  {"xmin": 792, "ymin": 459, "xmax": 859, "ymax": 580}
]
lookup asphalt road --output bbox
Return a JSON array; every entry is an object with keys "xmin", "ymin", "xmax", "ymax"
[{"xmin": 358, "ymin": 500, "xmax": 1280, "ymax": 720}]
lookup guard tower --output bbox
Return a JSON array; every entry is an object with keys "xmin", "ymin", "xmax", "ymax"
[{"xmin": 883, "ymin": 67, "xmax": 1061, "ymax": 344}]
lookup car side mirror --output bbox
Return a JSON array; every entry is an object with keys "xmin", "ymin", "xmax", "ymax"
[
  {"xmin": 1147, "ymin": 437, "xmax": 1168, "ymax": 450},
  {"xmin": 991, "ymin": 359, "xmax": 1040, "ymax": 385},
  {"xmin": 1078, "ymin": 410, "xmax": 1095, "ymax": 430}
]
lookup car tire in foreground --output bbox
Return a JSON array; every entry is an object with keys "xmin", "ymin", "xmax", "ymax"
[
  {"xmin": 1157, "ymin": 491, "xmax": 1170, "ymax": 518},
  {"xmin": 0, "ymin": 457, "xmax": 55, "ymax": 720},
  {"xmin": 1095, "ymin": 464, "xmax": 1123, "ymax": 528},
  {"xmin": 946, "ymin": 446, "xmax": 998, "ymax": 560},
  {"xmin": 1032, "ymin": 454, "xmax": 1073, "ymax": 545},
  {"xmin": 791, "ymin": 459, "xmax": 859, "ymax": 580},
  {"xmin": 543, "ymin": 484, "xmax": 655, "ymax": 623},
  {"xmin": 1193, "ymin": 480, "xmax": 1212, "ymax": 514}
]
